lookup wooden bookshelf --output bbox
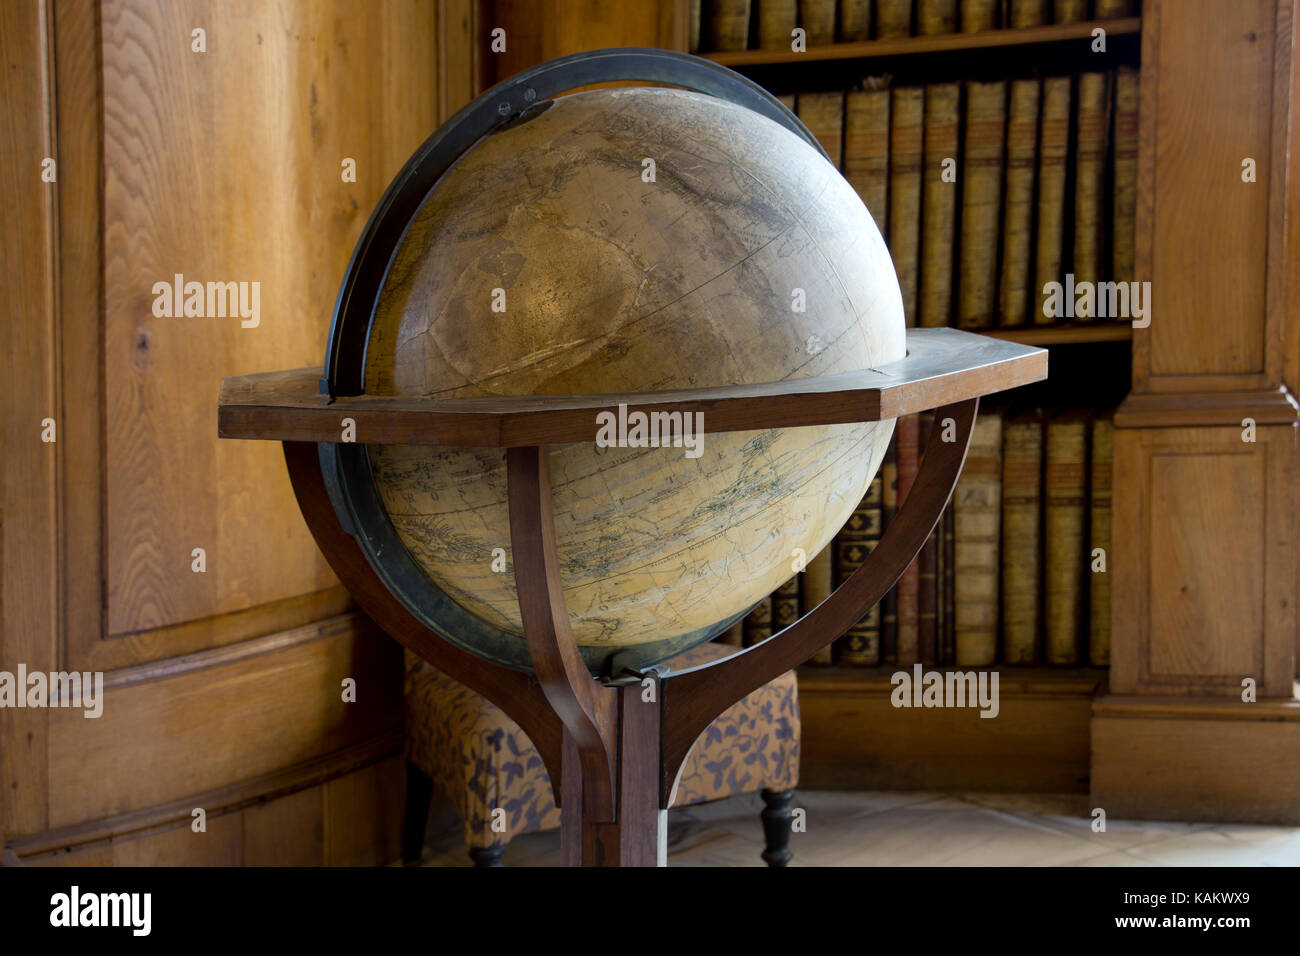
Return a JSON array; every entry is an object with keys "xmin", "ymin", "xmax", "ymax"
[
  {"xmin": 700, "ymin": 18, "xmax": 1141, "ymax": 67},
  {"xmin": 983, "ymin": 323, "xmax": 1133, "ymax": 346}
]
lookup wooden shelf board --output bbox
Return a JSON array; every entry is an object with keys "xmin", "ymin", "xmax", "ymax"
[
  {"xmin": 797, "ymin": 664, "xmax": 1108, "ymax": 697},
  {"xmin": 981, "ymin": 323, "xmax": 1134, "ymax": 345},
  {"xmin": 699, "ymin": 18, "xmax": 1141, "ymax": 67}
]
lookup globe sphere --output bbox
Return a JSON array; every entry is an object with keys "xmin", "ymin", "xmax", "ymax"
[{"xmin": 363, "ymin": 85, "xmax": 904, "ymax": 669}]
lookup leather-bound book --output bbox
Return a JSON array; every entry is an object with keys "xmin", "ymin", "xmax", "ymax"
[
  {"xmin": 1053, "ymin": 0, "xmax": 1090, "ymax": 23},
  {"xmin": 1089, "ymin": 412, "xmax": 1115, "ymax": 666},
  {"xmin": 719, "ymin": 619, "xmax": 745, "ymax": 646},
  {"xmin": 895, "ymin": 414, "xmax": 922, "ymax": 664},
  {"xmin": 1001, "ymin": 409, "xmax": 1044, "ymax": 664},
  {"xmin": 877, "ymin": 0, "xmax": 914, "ymax": 38},
  {"xmin": 1072, "ymin": 71, "xmax": 1112, "ymax": 317},
  {"xmin": 960, "ymin": 0, "xmax": 999, "ymax": 31},
  {"xmin": 802, "ymin": 547, "xmax": 835, "ymax": 663},
  {"xmin": 708, "ymin": 0, "xmax": 753, "ymax": 51},
  {"xmin": 743, "ymin": 595, "xmax": 773, "ymax": 647},
  {"xmin": 917, "ymin": 0, "xmax": 957, "ymax": 34},
  {"xmin": 772, "ymin": 575, "xmax": 801, "ymax": 636},
  {"xmin": 957, "ymin": 79, "xmax": 1007, "ymax": 330},
  {"xmin": 920, "ymin": 82, "xmax": 960, "ymax": 329},
  {"xmin": 998, "ymin": 78, "xmax": 1041, "ymax": 327},
  {"xmin": 800, "ymin": 0, "xmax": 837, "ymax": 44},
  {"xmin": 689, "ymin": 0, "xmax": 703, "ymax": 52},
  {"xmin": 837, "ymin": 469, "xmax": 885, "ymax": 665},
  {"xmin": 845, "ymin": 81, "xmax": 892, "ymax": 236},
  {"xmin": 1112, "ymin": 66, "xmax": 1139, "ymax": 283},
  {"xmin": 1094, "ymin": 0, "xmax": 1135, "ymax": 16},
  {"xmin": 880, "ymin": 436, "xmax": 900, "ymax": 664},
  {"xmin": 1008, "ymin": 0, "xmax": 1048, "ymax": 26},
  {"xmin": 1033, "ymin": 76, "xmax": 1072, "ymax": 324},
  {"xmin": 917, "ymin": 415, "xmax": 939, "ymax": 661},
  {"xmin": 954, "ymin": 412, "xmax": 1003, "ymax": 666},
  {"xmin": 889, "ymin": 87, "xmax": 925, "ymax": 326},
  {"xmin": 841, "ymin": 0, "xmax": 873, "ymax": 40},
  {"xmin": 758, "ymin": 0, "xmax": 798, "ymax": 49},
  {"xmin": 797, "ymin": 91, "xmax": 845, "ymax": 170},
  {"xmin": 1044, "ymin": 412, "xmax": 1088, "ymax": 665}
]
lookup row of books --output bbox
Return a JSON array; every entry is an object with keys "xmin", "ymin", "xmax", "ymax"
[
  {"xmin": 724, "ymin": 406, "xmax": 1113, "ymax": 668},
  {"xmin": 776, "ymin": 67, "xmax": 1138, "ymax": 329},
  {"xmin": 692, "ymin": 0, "xmax": 1140, "ymax": 52}
]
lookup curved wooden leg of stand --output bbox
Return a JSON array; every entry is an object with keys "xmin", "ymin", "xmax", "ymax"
[
  {"xmin": 760, "ymin": 789, "xmax": 795, "ymax": 867},
  {"xmin": 507, "ymin": 446, "xmax": 664, "ymax": 866},
  {"xmin": 659, "ymin": 399, "xmax": 980, "ymax": 804}
]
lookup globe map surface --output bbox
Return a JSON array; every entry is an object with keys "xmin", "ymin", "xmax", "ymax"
[{"xmin": 363, "ymin": 85, "xmax": 905, "ymax": 668}]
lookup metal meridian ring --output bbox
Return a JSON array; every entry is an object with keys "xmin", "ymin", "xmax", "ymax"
[{"xmin": 320, "ymin": 48, "xmax": 824, "ymax": 674}]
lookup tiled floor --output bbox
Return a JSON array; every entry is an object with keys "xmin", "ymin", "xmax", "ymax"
[{"xmin": 421, "ymin": 790, "xmax": 1300, "ymax": 866}]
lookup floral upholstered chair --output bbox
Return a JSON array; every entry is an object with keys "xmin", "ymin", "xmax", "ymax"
[{"xmin": 402, "ymin": 640, "xmax": 800, "ymax": 866}]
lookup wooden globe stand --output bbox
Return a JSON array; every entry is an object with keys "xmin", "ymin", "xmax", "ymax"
[{"xmin": 219, "ymin": 328, "xmax": 1045, "ymax": 866}]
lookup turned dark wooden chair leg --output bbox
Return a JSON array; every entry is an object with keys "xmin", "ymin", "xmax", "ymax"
[
  {"xmin": 469, "ymin": 845, "xmax": 506, "ymax": 867},
  {"xmin": 760, "ymin": 788, "xmax": 795, "ymax": 867},
  {"xmin": 402, "ymin": 761, "xmax": 435, "ymax": 865}
]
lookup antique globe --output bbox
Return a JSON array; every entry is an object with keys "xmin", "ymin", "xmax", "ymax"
[{"xmin": 340, "ymin": 82, "xmax": 904, "ymax": 675}]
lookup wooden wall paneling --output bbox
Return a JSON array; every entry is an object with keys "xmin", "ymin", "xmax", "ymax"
[
  {"xmin": 1098, "ymin": 0, "xmax": 1300, "ymax": 824},
  {"xmin": 322, "ymin": 755, "xmax": 404, "ymax": 866},
  {"xmin": 89, "ymin": 0, "xmax": 442, "ymax": 669},
  {"xmin": 798, "ymin": 670, "xmax": 1102, "ymax": 792},
  {"xmin": 1135, "ymin": 0, "xmax": 1279, "ymax": 393},
  {"xmin": 483, "ymin": 0, "xmax": 691, "ymax": 87},
  {"xmin": 110, "ymin": 809, "xmax": 243, "ymax": 865},
  {"xmin": 45, "ymin": 612, "xmax": 401, "ymax": 829},
  {"xmin": 1, "ymin": 0, "xmax": 58, "ymax": 841},
  {"xmin": 438, "ymin": 0, "xmax": 485, "ymax": 122},
  {"xmin": 1093, "ymin": 699, "xmax": 1300, "ymax": 824},
  {"xmin": 241, "ymin": 783, "xmax": 325, "ymax": 866},
  {"xmin": 1109, "ymin": 424, "xmax": 1297, "ymax": 698}
]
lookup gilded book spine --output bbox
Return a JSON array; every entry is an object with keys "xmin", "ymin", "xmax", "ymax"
[
  {"xmin": 960, "ymin": 0, "xmax": 998, "ymax": 31},
  {"xmin": 920, "ymin": 82, "xmax": 960, "ymax": 328},
  {"xmin": 841, "ymin": 0, "xmax": 874, "ymax": 40},
  {"xmin": 1073, "ymin": 71, "xmax": 1112, "ymax": 318},
  {"xmin": 954, "ymin": 413, "xmax": 1003, "ymax": 666},
  {"xmin": 837, "ymin": 470, "xmax": 885, "ymax": 665},
  {"xmin": 800, "ymin": 0, "xmax": 837, "ymax": 44},
  {"xmin": 802, "ymin": 546, "xmax": 835, "ymax": 663},
  {"xmin": 744, "ymin": 596, "xmax": 773, "ymax": 647},
  {"xmin": 1001, "ymin": 411, "xmax": 1043, "ymax": 664},
  {"xmin": 1033, "ymin": 76, "xmax": 1072, "ymax": 325},
  {"xmin": 708, "ymin": 0, "xmax": 753, "ymax": 51},
  {"xmin": 877, "ymin": 0, "xmax": 914, "ymax": 40},
  {"xmin": 797, "ymin": 91, "xmax": 846, "ymax": 171},
  {"xmin": 1089, "ymin": 413, "xmax": 1114, "ymax": 666},
  {"xmin": 758, "ymin": 0, "xmax": 798, "ymax": 49},
  {"xmin": 845, "ymin": 84, "xmax": 891, "ymax": 236},
  {"xmin": 1095, "ymin": 0, "xmax": 1135, "ymax": 16},
  {"xmin": 1112, "ymin": 67, "xmax": 1140, "ymax": 283},
  {"xmin": 719, "ymin": 619, "xmax": 745, "ymax": 646},
  {"xmin": 1008, "ymin": 0, "xmax": 1048, "ymax": 27},
  {"xmin": 889, "ymin": 87, "xmax": 926, "ymax": 326},
  {"xmin": 917, "ymin": 0, "xmax": 957, "ymax": 34},
  {"xmin": 958, "ymin": 80, "xmax": 1007, "ymax": 330},
  {"xmin": 772, "ymin": 575, "xmax": 801, "ymax": 637},
  {"xmin": 1045, "ymin": 414, "xmax": 1087, "ymax": 665},
  {"xmin": 998, "ymin": 78, "xmax": 1041, "ymax": 327},
  {"xmin": 1053, "ymin": 0, "xmax": 1090, "ymax": 24}
]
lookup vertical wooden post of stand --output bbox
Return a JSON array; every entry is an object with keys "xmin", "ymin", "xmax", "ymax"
[{"xmin": 507, "ymin": 445, "xmax": 666, "ymax": 866}]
